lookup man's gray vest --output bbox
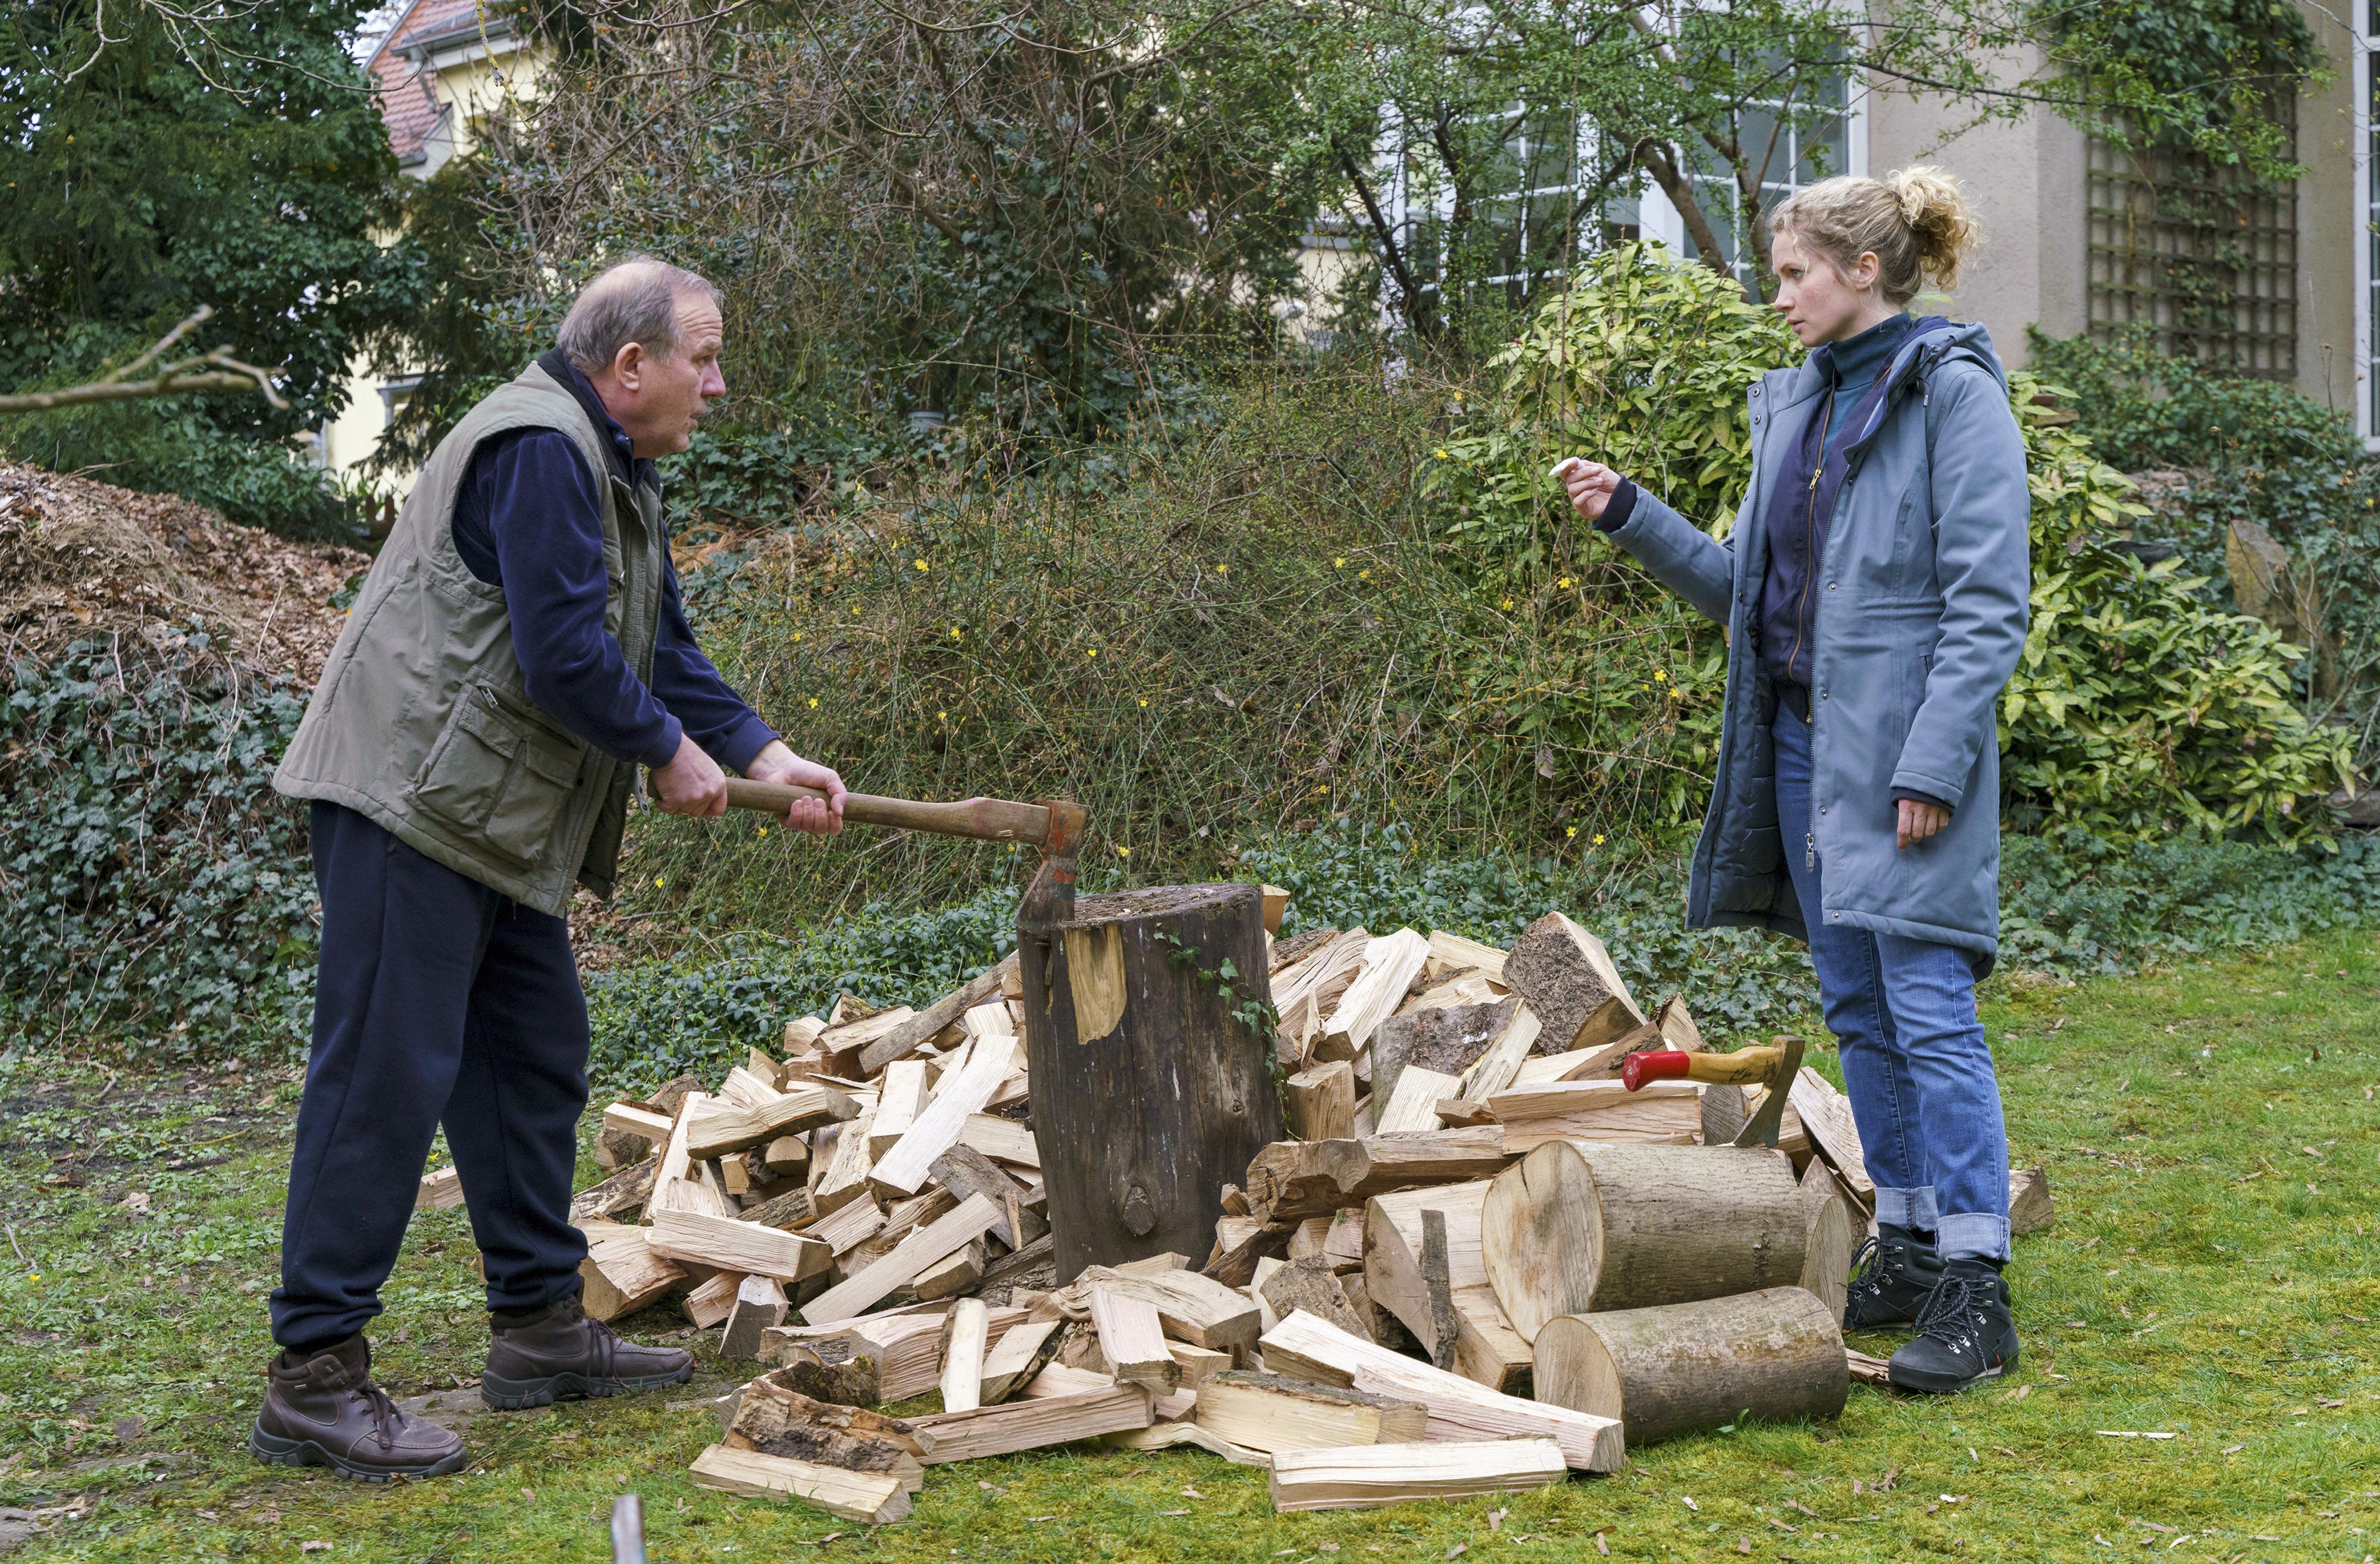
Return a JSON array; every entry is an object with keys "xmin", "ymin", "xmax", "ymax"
[{"xmin": 274, "ymin": 362, "xmax": 668, "ymax": 916}]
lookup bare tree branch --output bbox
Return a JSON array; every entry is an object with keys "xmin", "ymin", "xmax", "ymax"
[{"xmin": 0, "ymin": 306, "xmax": 290, "ymax": 415}]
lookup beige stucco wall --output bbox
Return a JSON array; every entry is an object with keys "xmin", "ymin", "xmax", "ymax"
[
  {"xmin": 1862, "ymin": 49, "xmax": 2088, "ymax": 372},
  {"xmin": 2296, "ymin": 0, "xmax": 2361, "ymax": 418}
]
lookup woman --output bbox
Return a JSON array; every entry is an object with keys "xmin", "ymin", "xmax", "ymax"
[{"xmin": 1555, "ymin": 167, "xmax": 2031, "ymax": 1394}]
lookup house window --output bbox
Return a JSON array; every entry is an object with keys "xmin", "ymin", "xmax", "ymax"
[
  {"xmin": 1635, "ymin": 66, "xmax": 1864, "ymax": 292},
  {"xmin": 1395, "ymin": 103, "xmax": 1593, "ymax": 325},
  {"xmin": 2086, "ymin": 101, "xmax": 2298, "ymax": 380}
]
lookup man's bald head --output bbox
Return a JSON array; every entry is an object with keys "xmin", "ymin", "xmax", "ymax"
[{"xmin": 556, "ymin": 257, "xmax": 723, "ymax": 376}]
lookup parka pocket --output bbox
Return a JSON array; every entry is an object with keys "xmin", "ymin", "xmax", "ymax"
[{"xmin": 410, "ymin": 684, "xmax": 585, "ymax": 865}]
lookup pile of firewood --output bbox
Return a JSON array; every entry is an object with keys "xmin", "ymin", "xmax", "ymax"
[{"xmin": 461, "ymin": 896, "xmax": 2051, "ymax": 1522}]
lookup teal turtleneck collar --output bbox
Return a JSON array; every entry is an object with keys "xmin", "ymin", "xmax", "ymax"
[{"xmin": 1817, "ymin": 311, "xmax": 1914, "ymax": 452}]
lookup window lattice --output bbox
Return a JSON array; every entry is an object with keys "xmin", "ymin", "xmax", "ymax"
[{"xmin": 2087, "ymin": 104, "xmax": 2298, "ymax": 380}]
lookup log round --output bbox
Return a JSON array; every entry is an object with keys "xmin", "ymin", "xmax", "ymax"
[
  {"xmin": 1796, "ymin": 1183, "xmax": 1855, "ymax": 1322},
  {"xmin": 1479, "ymin": 1142, "xmax": 1809, "ymax": 1340},
  {"xmin": 1020, "ymin": 883, "xmax": 1285, "ymax": 1283},
  {"xmin": 1532, "ymin": 1286, "xmax": 1848, "ymax": 1446}
]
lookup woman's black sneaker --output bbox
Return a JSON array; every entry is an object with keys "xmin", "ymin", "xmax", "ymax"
[
  {"xmin": 1842, "ymin": 1224, "xmax": 1943, "ymax": 1332},
  {"xmin": 1888, "ymin": 1258, "xmax": 2019, "ymax": 1394}
]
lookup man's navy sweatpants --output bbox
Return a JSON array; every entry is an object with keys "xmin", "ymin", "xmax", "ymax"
[{"xmin": 271, "ymin": 802, "xmax": 591, "ymax": 1351}]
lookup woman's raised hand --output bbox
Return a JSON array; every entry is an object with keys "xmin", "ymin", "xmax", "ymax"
[{"xmin": 1551, "ymin": 457, "xmax": 1622, "ymax": 523}]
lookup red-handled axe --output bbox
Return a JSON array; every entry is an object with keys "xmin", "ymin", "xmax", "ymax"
[{"xmin": 1622, "ymin": 1034, "xmax": 1806, "ymax": 1149}]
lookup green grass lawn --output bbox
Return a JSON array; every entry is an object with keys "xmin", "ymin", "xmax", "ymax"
[{"xmin": 2, "ymin": 928, "xmax": 2376, "ymax": 1562}]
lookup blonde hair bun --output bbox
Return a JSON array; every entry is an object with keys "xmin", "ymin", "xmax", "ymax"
[{"xmin": 1771, "ymin": 165, "xmax": 1983, "ymax": 306}]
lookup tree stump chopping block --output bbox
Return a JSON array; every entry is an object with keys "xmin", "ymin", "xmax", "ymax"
[{"xmin": 1020, "ymin": 883, "xmax": 1285, "ymax": 1284}]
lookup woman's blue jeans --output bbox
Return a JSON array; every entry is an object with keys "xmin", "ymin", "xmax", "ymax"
[{"xmin": 1772, "ymin": 711, "xmax": 2011, "ymax": 1262}]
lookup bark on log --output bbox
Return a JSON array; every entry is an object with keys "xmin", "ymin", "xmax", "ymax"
[
  {"xmin": 1021, "ymin": 885, "xmax": 1285, "ymax": 1283},
  {"xmin": 1480, "ymin": 1142, "xmax": 1808, "ymax": 1340},
  {"xmin": 1532, "ymin": 1286, "xmax": 1848, "ymax": 1446}
]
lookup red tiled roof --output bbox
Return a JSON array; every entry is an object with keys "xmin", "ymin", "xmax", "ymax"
[{"xmin": 365, "ymin": 0, "xmax": 503, "ymax": 161}]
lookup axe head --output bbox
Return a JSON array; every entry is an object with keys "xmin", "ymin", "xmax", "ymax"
[
  {"xmin": 1016, "ymin": 799, "xmax": 1088, "ymax": 933},
  {"xmin": 1731, "ymin": 1033, "xmax": 1806, "ymax": 1149}
]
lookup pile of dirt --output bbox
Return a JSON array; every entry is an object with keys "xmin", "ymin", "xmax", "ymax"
[{"xmin": 0, "ymin": 462, "xmax": 368, "ymax": 684}]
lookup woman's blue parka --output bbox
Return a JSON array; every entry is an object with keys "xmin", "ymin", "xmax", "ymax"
[{"xmin": 1602, "ymin": 321, "xmax": 2031, "ymax": 973}]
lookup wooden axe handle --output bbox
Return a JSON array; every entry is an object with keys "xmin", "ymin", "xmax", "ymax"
[
  {"xmin": 721, "ymin": 779, "xmax": 1050, "ymax": 845},
  {"xmin": 1624, "ymin": 1043, "xmax": 1787, "ymax": 1091}
]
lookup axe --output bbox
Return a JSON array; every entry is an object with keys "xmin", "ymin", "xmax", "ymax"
[
  {"xmin": 718, "ymin": 780, "xmax": 1088, "ymax": 927},
  {"xmin": 1621, "ymin": 1034, "xmax": 1806, "ymax": 1149}
]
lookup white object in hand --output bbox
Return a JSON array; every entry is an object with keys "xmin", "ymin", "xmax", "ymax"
[{"xmin": 1548, "ymin": 458, "xmax": 1583, "ymax": 480}]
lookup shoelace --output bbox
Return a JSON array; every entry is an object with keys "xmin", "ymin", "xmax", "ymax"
[
  {"xmin": 1911, "ymin": 1271, "xmax": 1994, "ymax": 1353},
  {"xmin": 1845, "ymin": 1234, "xmax": 1882, "ymax": 1283}
]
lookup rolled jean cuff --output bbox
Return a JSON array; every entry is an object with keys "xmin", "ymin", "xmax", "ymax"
[
  {"xmin": 1874, "ymin": 1185, "xmax": 1939, "ymax": 1233},
  {"xmin": 1936, "ymin": 1213, "xmax": 2011, "ymax": 1263}
]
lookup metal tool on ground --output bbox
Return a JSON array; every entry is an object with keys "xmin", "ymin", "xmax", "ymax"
[
  {"xmin": 1620, "ymin": 1034, "xmax": 1807, "ymax": 1148},
  {"xmin": 716, "ymin": 780, "xmax": 1086, "ymax": 926}
]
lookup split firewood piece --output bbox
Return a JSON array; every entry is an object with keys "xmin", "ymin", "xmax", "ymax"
[
  {"xmin": 846, "ymin": 1188, "xmax": 957, "ymax": 1271},
  {"xmin": 1501, "ymin": 911, "xmax": 1646, "ymax": 1053},
  {"xmin": 1423, "ymin": 930, "xmax": 1510, "ymax": 986},
  {"xmin": 1486, "ymin": 1080, "xmax": 1706, "ymax": 1154},
  {"xmin": 1272, "ymin": 928, "xmax": 1373, "ymax": 1060},
  {"xmin": 870, "ymin": 1036, "xmax": 1021, "ymax": 1198},
  {"xmin": 803, "ymin": 1193, "xmax": 1004, "ymax": 1323},
  {"xmin": 1243, "ymin": 1127, "xmax": 1512, "ymax": 1224},
  {"xmin": 415, "ymin": 1165, "xmax": 464, "ymax": 1210},
  {"xmin": 977, "ymin": 1317, "xmax": 1064, "ymax": 1405},
  {"xmin": 868, "ymin": 1062, "xmax": 932, "ymax": 1159},
  {"xmin": 1651, "ymin": 993, "xmax": 1703, "ymax": 1050},
  {"xmin": 1285, "ymin": 1060, "xmax": 1357, "ymax": 1143},
  {"xmin": 782, "ymin": 1017, "xmax": 828, "ymax": 1053},
  {"xmin": 1194, "ymin": 1370, "xmax": 1427, "ymax": 1454},
  {"xmin": 685, "ymin": 1086, "xmax": 861, "ymax": 1162},
  {"xmin": 1205, "ymin": 1216, "xmax": 1294, "ymax": 1290},
  {"xmin": 1479, "ymin": 1142, "xmax": 1808, "ymax": 1340},
  {"xmin": 1396, "ymin": 969, "xmax": 1501, "ymax": 1016},
  {"xmin": 1508, "ymin": 1046, "xmax": 1605, "ymax": 1087},
  {"xmin": 717, "ymin": 1066, "xmax": 782, "ymax": 1111},
  {"xmin": 1257, "ymin": 1309, "xmax": 1623, "ymax": 1471},
  {"xmin": 802, "ymin": 1190, "xmax": 887, "ymax": 1256},
  {"xmin": 956, "ymin": 1113, "xmax": 1038, "ymax": 1169},
  {"xmin": 1374, "ymin": 1066, "xmax": 1463, "ymax": 1135},
  {"xmin": 813, "ymin": 1005, "xmax": 917, "ymax": 1077},
  {"xmin": 1532, "ymin": 1286, "xmax": 1849, "ymax": 1446},
  {"xmin": 812, "ymin": 1111, "xmax": 879, "ymax": 1216},
  {"xmin": 688, "ymin": 1445, "xmax": 912, "ymax": 1524},
  {"xmin": 649, "ymin": 1092, "xmax": 731, "ymax": 1219},
  {"xmin": 963, "ymin": 997, "xmax": 1017, "ymax": 1041},
  {"xmin": 1071, "ymin": 1265, "xmax": 1262, "ymax": 1357},
  {"xmin": 746, "ymin": 1048, "xmax": 784, "ymax": 1089},
  {"xmin": 1105, "ymin": 1419, "xmax": 1270, "ymax": 1464},
  {"xmin": 722, "ymin": 1275, "xmax": 790, "ymax": 1359},
  {"xmin": 650, "ymin": 1209, "xmax": 832, "ymax": 1283},
  {"xmin": 1260, "ymin": 1255, "xmax": 1371, "ymax": 1341},
  {"xmin": 1288, "ymin": 1215, "xmax": 1332, "ymax": 1261},
  {"xmin": 603, "ymin": 1102, "xmax": 675, "ymax": 1149},
  {"xmin": 913, "ymin": 1240, "xmax": 984, "ymax": 1301},
  {"xmin": 721, "ymin": 1155, "xmax": 753, "ymax": 1199},
  {"xmin": 571, "ymin": 1155, "xmax": 657, "ymax": 1224},
  {"xmin": 1269, "ymin": 925, "xmax": 1341, "ymax": 975},
  {"xmin": 1453, "ymin": 1004, "xmax": 1543, "ymax": 1103},
  {"xmin": 909, "ymin": 1382, "xmax": 1154, "ymax": 1463},
  {"xmin": 978, "ymin": 1231, "xmax": 1054, "ymax": 1297},
  {"xmin": 1360, "ymin": 1182, "xmax": 1530, "ymax": 1392},
  {"xmin": 728, "ymin": 1372, "xmax": 932, "ymax": 1462},
  {"xmin": 800, "ymin": 1307, "xmax": 1023, "ymax": 1403},
  {"xmin": 1373, "ymin": 997, "xmax": 1522, "ymax": 1109},
  {"xmin": 762, "ymin": 1136, "xmax": 810, "ymax": 1180},
  {"xmin": 1258, "ymin": 884, "xmax": 1291, "ymax": 935},
  {"xmin": 757, "ymin": 1336, "xmax": 882, "ymax": 1407},
  {"xmin": 859, "ymin": 954, "xmax": 1018, "ymax": 1076},
  {"xmin": 1798, "ymin": 1156, "xmax": 1860, "ymax": 1319},
  {"xmin": 1787, "ymin": 1067, "xmax": 1875, "ymax": 1211},
  {"xmin": 578, "ymin": 1221, "xmax": 685, "ymax": 1322},
  {"xmin": 939, "ymin": 1297, "xmax": 991, "ymax": 1414},
  {"xmin": 929, "ymin": 1145, "xmax": 1047, "ymax": 1250},
  {"xmin": 1269, "ymin": 1438, "xmax": 1567, "ymax": 1512},
  {"xmin": 1420, "ymin": 1208, "xmax": 1460, "ymax": 1371},
  {"xmin": 1089, "ymin": 1286, "xmax": 1182, "ymax": 1394},
  {"xmin": 741, "ymin": 1185, "xmax": 818, "ymax": 1231},
  {"xmin": 1167, "ymin": 1342, "xmax": 1232, "ymax": 1389},
  {"xmin": 685, "ymin": 1270, "xmax": 748, "ymax": 1330},
  {"xmin": 1316, "ymin": 930, "xmax": 1433, "ymax": 1061},
  {"xmin": 2009, "ymin": 1167, "xmax": 2054, "ymax": 1235},
  {"xmin": 1844, "ymin": 1347, "xmax": 1892, "ymax": 1385}
]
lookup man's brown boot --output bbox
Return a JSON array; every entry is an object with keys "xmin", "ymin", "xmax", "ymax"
[
  {"xmin": 249, "ymin": 1335, "xmax": 467, "ymax": 1481},
  {"xmin": 481, "ymin": 1294, "xmax": 693, "ymax": 1409}
]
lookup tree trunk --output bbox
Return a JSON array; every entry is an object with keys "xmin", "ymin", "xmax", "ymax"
[
  {"xmin": 1479, "ymin": 1143, "xmax": 1808, "ymax": 1340},
  {"xmin": 1020, "ymin": 883, "xmax": 1284, "ymax": 1283},
  {"xmin": 1532, "ymin": 1287, "xmax": 1848, "ymax": 1446}
]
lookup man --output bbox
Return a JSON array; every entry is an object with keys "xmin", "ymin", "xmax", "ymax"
[{"xmin": 259, "ymin": 258, "xmax": 847, "ymax": 1479}]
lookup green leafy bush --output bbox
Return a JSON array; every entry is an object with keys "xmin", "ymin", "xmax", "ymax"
[
  {"xmin": 0, "ymin": 634, "xmax": 318, "ymax": 1054},
  {"xmin": 2024, "ymin": 324, "xmax": 2357, "ymax": 473}
]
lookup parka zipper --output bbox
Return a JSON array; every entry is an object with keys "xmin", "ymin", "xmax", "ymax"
[{"xmin": 1790, "ymin": 386, "xmax": 1833, "ymax": 875}]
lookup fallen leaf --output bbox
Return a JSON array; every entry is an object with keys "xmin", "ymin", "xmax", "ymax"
[
  {"xmin": 1786, "ymin": 1500, "xmax": 1820, "ymax": 1518},
  {"xmin": 2221, "ymin": 1444, "xmax": 2246, "ymax": 1454},
  {"xmin": 1595, "ymin": 1535, "xmax": 1610, "ymax": 1557},
  {"xmin": 1446, "ymin": 1547, "xmax": 1468, "ymax": 1560},
  {"xmin": 1158, "ymin": 1510, "xmax": 1189, "ymax": 1517},
  {"xmin": 1488, "ymin": 1508, "xmax": 1507, "ymax": 1531},
  {"xmin": 300, "ymin": 1547, "xmax": 331, "ymax": 1557},
  {"xmin": 1182, "ymin": 1488, "xmax": 1205, "ymax": 1500},
  {"xmin": 1735, "ymin": 1540, "xmax": 1752, "ymax": 1556},
  {"xmin": 1682, "ymin": 1496, "xmax": 1700, "ymax": 1512}
]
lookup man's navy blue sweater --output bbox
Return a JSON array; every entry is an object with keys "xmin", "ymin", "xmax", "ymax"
[{"xmin": 449, "ymin": 352, "xmax": 778, "ymax": 774}]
